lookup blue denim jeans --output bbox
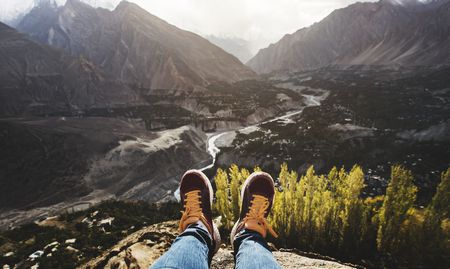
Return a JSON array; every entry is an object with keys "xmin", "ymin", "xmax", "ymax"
[{"xmin": 150, "ymin": 225, "xmax": 281, "ymax": 269}]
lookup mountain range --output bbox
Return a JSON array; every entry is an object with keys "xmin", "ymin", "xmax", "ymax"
[
  {"xmin": 0, "ymin": 0, "xmax": 297, "ymax": 226},
  {"xmin": 0, "ymin": 22, "xmax": 140, "ymax": 116},
  {"xmin": 17, "ymin": 0, "xmax": 255, "ymax": 91},
  {"xmin": 1, "ymin": 0, "xmax": 450, "ymax": 267},
  {"xmin": 248, "ymin": 0, "xmax": 450, "ymax": 74},
  {"xmin": 1, "ymin": 0, "xmax": 449, "ymax": 229}
]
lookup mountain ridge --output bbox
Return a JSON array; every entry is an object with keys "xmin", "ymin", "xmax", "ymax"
[
  {"xmin": 17, "ymin": 0, "xmax": 256, "ymax": 92},
  {"xmin": 247, "ymin": 0, "xmax": 450, "ymax": 74},
  {"xmin": 0, "ymin": 22, "xmax": 140, "ymax": 116}
]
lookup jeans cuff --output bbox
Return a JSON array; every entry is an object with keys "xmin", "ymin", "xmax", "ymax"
[
  {"xmin": 181, "ymin": 224, "xmax": 214, "ymax": 263},
  {"xmin": 233, "ymin": 229, "xmax": 271, "ymax": 256}
]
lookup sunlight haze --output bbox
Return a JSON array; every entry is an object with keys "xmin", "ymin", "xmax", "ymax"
[{"xmin": 0, "ymin": 0, "xmax": 377, "ymax": 52}]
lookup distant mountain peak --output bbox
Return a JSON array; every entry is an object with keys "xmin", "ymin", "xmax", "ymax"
[
  {"xmin": 63, "ymin": 0, "xmax": 96, "ymax": 15},
  {"xmin": 65, "ymin": 0, "xmax": 87, "ymax": 8},
  {"xmin": 113, "ymin": 0, "xmax": 158, "ymax": 20},
  {"xmin": 382, "ymin": 0, "xmax": 450, "ymax": 6},
  {"xmin": 382, "ymin": 0, "xmax": 422, "ymax": 5},
  {"xmin": 35, "ymin": 0, "xmax": 58, "ymax": 8},
  {"xmin": 205, "ymin": 35, "xmax": 254, "ymax": 63},
  {"xmin": 114, "ymin": 0, "xmax": 142, "ymax": 11}
]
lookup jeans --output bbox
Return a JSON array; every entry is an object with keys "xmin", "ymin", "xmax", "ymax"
[{"xmin": 150, "ymin": 225, "xmax": 281, "ymax": 269}]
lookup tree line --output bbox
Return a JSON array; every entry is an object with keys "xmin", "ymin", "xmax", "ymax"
[{"xmin": 214, "ymin": 164, "xmax": 449, "ymax": 268}]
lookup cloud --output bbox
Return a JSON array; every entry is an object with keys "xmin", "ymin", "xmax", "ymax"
[{"xmin": 0, "ymin": 0, "xmax": 377, "ymax": 48}]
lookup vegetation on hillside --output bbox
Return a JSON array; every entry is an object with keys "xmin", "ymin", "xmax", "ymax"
[
  {"xmin": 0, "ymin": 201, "xmax": 179, "ymax": 268},
  {"xmin": 214, "ymin": 164, "xmax": 450, "ymax": 268},
  {"xmin": 1, "ymin": 165, "xmax": 448, "ymax": 268}
]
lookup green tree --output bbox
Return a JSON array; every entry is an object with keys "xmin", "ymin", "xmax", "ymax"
[
  {"xmin": 212, "ymin": 164, "xmax": 449, "ymax": 268},
  {"xmin": 300, "ymin": 166, "xmax": 317, "ymax": 249},
  {"xmin": 429, "ymin": 168, "xmax": 450, "ymax": 220},
  {"xmin": 421, "ymin": 168, "xmax": 450, "ymax": 265},
  {"xmin": 360, "ymin": 196, "xmax": 383, "ymax": 258},
  {"xmin": 271, "ymin": 163, "xmax": 297, "ymax": 242},
  {"xmin": 340, "ymin": 165, "xmax": 365, "ymax": 253},
  {"xmin": 229, "ymin": 165, "xmax": 243, "ymax": 220},
  {"xmin": 377, "ymin": 165, "xmax": 417, "ymax": 255},
  {"xmin": 214, "ymin": 168, "xmax": 233, "ymax": 229}
]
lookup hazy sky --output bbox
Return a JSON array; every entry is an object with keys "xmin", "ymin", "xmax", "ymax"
[{"xmin": 0, "ymin": 0, "xmax": 378, "ymax": 49}]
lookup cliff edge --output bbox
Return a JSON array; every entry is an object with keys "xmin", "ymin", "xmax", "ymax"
[{"xmin": 81, "ymin": 221, "xmax": 356, "ymax": 269}]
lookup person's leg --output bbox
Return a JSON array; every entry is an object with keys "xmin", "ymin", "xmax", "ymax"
[
  {"xmin": 233, "ymin": 229, "xmax": 281, "ymax": 269},
  {"xmin": 149, "ymin": 170, "xmax": 221, "ymax": 269},
  {"xmin": 150, "ymin": 223, "xmax": 210, "ymax": 269},
  {"xmin": 230, "ymin": 171, "xmax": 282, "ymax": 269}
]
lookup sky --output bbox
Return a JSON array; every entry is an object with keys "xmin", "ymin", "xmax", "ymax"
[{"xmin": 0, "ymin": 0, "xmax": 378, "ymax": 51}]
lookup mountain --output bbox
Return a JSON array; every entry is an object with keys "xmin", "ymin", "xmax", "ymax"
[
  {"xmin": 17, "ymin": 0, "xmax": 256, "ymax": 91},
  {"xmin": 205, "ymin": 35, "xmax": 254, "ymax": 63},
  {"xmin": 0, "ymin": 22, "xmax": 139, "ymax": 116},
  {"xmin": 247, "ymin": 0, "xmax": 450, "ymax": 74}
]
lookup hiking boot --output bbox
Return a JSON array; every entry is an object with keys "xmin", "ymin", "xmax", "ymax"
[
  {"xmin": 230, "ymin": 171, "xmax": 278, "ymax": 244},
  {"xmin": 179, "ymin": 169, "xmax": 221, "ymax": 254}
]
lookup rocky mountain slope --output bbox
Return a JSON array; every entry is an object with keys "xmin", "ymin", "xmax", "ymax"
[
  {"xmin": 0, "ymin": 22, "xmax": 139, "ymax": 116},
  {"xmin": 17, "ymin": 0, "xmax": 256, "ymax": 92},
  {"xmin": 0, "ymin": 118, "xmax": 209, "ymax": 228},
  {"xmin": 248, "ymin": 0, "xmax": 450, "ymax": 74}
]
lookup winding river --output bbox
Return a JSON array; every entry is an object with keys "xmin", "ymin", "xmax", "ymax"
[
  {"xmin": 198, "ymin": 87, "xmax": 329, "ymax": 172},
  {"xmin": 174, "ymin": 85, "xmax": 329, "ymax": 201}
]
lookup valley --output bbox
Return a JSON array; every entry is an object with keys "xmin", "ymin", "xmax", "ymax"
[
  {"xmin": 0, "ymin": 16, "xmax": 305, "ymax": 227},
  {"xmin": 1, "ymin": 0, "xmax": 450, "ymax": 268},
  {"xmin": 0, "ymin": 78, "xmax": 305, "ymax": 229},
  {"xmin": 215, "ymin": 66, "xmax": 450, "ymax": 203}
]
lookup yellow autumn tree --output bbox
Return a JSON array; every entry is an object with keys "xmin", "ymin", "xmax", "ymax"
[
  {"xmin": 340, "ymin": 165, "xmax": 365, "ymax": 252},
  {"xmin": 377, "ymin": 165, "xmax": 417, "ymax": 255},
  {"xmin": 229, "ymin": 165, "xmax": 241, "ymax": 220},
  {"xmin": 270, "ymin": 163, "xmax": 297, "ymax": 241},
  {"xmin": 420, "ymin": 168, "xmax": 450, "ymax": 264},
  {"xmin": 214, "ymin": 168, "xmax": 233, "ymax": 229},
  {"xmin": 213, "ymin": 163, "xmax": 450, "ymax": 268}
]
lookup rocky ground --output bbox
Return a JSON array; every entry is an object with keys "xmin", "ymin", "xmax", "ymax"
[{"xmin": 81, "ymin": 221, "xmax": 356, "ymax": 269}]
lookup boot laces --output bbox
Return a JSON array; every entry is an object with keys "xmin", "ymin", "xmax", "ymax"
[
  {"xmin": 244, "ymin": 194, "xmax": 278, "ymax": 238},
  {"xmin": 179, "ymin": 190, "xmax": 205, "ymax": 232}
]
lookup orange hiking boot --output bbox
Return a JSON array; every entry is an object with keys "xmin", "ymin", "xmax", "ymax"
[
  {"xmin": 179, "ymin": 169, "xmax": 221, "ymax": 255},
  {"xmin": 230, "ymin": 171, "xmax": 278, "ymax": 244}
]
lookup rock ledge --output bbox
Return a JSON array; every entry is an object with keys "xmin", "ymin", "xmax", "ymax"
[{"xmin": 81, "ymin": 221, "xmax": 356, "ymax": 269}]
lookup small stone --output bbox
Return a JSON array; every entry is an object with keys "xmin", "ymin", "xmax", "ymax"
[
  {"xmin": 66, "ymin": 246, "xmax": 79, "ymax": 253},
  {"xmin": 267, "ymin": 242, "xmax": 278, "ymax": 251},
  {"xmin": 3, "ymin": 252, "xmax": 14, "ymax": 257}
]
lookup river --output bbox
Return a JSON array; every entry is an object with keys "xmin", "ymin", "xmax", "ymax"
[{"xmin": 174, "ymin": 85, "xmax": 329, "ymax": 201}]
